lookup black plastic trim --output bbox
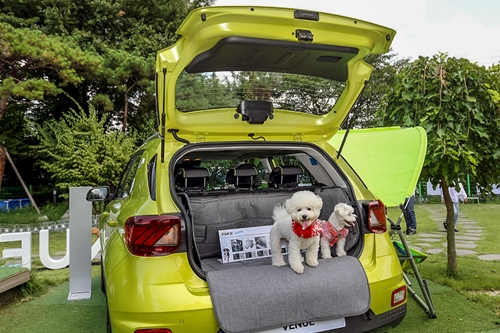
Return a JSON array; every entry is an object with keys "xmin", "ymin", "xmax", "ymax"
[{"xmin": 185, "ymin": 36, "xmax": 358, "ymax": 81}]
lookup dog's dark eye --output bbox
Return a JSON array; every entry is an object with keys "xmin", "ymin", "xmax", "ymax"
[
  {"xmin": 297, "ymin": 208, "xmax": 302, "ymax": 212},
  {"xmin": 307, "ymin": 208, "xmax": 311, "ymax": 211}
]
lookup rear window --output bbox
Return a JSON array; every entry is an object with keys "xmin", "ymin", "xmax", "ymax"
[{"xmin": 175, "ymin": 71, "xmax": 345, "ymax": 115}]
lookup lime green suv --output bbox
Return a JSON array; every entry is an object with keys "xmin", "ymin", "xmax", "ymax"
[{"xmin": 88, "ymin": 6, "xmax": 408, "ymax": 333}]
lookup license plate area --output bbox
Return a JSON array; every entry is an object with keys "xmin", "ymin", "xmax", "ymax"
[{"xmin": 257, "ymin": 317, "xmax": 346, "ymax": 333}]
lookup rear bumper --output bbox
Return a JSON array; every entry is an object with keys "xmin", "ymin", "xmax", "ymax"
[
  {"xmin": 334, "ymin": 304, "xmax": 407, "ymax": 333},
  {"xmin": 216, "ymin": 305, "xmax": 407, "ymax": 333}
]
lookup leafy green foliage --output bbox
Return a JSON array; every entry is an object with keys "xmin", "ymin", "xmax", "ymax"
[
  {"xmin": 378, "ymin": 53, "xmax": 500, "ymax": 189},
  {"xmin": 378, "ymin": 53, "xmax": 500, "ymax": 274},
  {"xmin": 350, "ymin": 52, "xmax": 410, "ymax": 128},
  {"xmin": 0, "ymin": 22, "xmax": 103, "ymax": 120},
  {"xmin": 35, "ymin": 105, "xmax": 136, "ymax": 197}
]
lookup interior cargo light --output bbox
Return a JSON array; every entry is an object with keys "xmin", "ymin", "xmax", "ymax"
[{"xmin": 125, "ymin": 215, "xmax": 181, "ymax": 256}]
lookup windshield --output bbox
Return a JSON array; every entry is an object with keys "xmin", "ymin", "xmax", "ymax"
[{"xmin": 175, "ymin": 71, "xmax": 345, "ymax": 115}]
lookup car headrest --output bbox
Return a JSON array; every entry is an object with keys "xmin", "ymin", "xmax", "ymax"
[
  {"xmin": 269, "ymin": 166, "xmax": 303, "ymax": 188},
  {"xmin": 176, "ymin": 167, "xmax": 209, "ymax": 190},
  {"xmin": 226, "ymin": 163, "xmax": 261, "ymax": 189}
]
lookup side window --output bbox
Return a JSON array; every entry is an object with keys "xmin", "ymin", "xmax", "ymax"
[
  {"xmin": 148, "ymin": 154, "xmax": 157, "ymax": 200},
  {"xmin": 115, "ymin": 150, "xmax": 145, "ymax": 199}
]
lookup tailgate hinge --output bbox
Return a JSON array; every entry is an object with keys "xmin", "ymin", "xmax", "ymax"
[
  {"xmin": 292, "ymin": 133, "xmax": 304, "ymax": 142},
  {"xmin": 194, "ymin": 132, "xmax": 207, "ymax": 142}
]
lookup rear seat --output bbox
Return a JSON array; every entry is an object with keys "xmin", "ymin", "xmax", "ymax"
[
  {"xmin": 175, "ymin": 167, "xmax": 210, "ymax": 191},
  {"xmin": 269, "ymin": 165, "xmax": 303, "ymax": 188},
  {"xmin": 225, "ymin": 163, "xmax": 262, "ymax": 190},
  {"xmin": 188, "ymin": 187, "xmax": 357, "ymax": 260},
  {"xmin": 173, "ymin": 165, "xmax": 359, "ymax": 264}
]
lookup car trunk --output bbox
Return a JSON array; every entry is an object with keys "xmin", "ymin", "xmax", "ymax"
[{"xmin": 172, "ymin": 143, "xmax": 372, "ymax": 333}]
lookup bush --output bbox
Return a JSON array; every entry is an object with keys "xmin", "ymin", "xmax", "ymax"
[{"xmin": 0, "ymin": 202, "xmax": 68, "ymax": 224}]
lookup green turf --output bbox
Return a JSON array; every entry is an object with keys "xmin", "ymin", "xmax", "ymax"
[
  {"xmin": 393, "ymin": 277, "xmax": 500, "ymax": 333},
  {"xmin": 0, "ymin": 267, "xmax": 27, "ymax": 281},
  {"xmin": 1, "ymin": 204, "xmax": 500, "ymax": 332},
  {"xmin": 0, "ymin": 276, "xmax": 106, "ymax": 333},
  {"xmin": 1, "ymin": 274, "xmax": 500, "ymax": 333}
]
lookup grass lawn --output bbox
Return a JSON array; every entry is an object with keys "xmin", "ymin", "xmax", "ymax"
[
  {"xmin": 383, "ymin": 203, "xmax": 500, "ymax": 332},
  {"xmin": 0, "ymin": 203, "xmax": 499, "ymax": 332}
]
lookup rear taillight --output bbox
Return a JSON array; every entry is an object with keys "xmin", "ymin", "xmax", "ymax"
[
  {"xmin": 391, "ymin": 286, "xmax": 407, "ymax": 307},
  {"xmin": 367, "ymin": 200, "xmax": 387, "ymax": 233},
  {"xmin": 135, "ymin": 329, "xmax": 172, "ymax": 333},
  {"xmin": 125, "ymin": 215, "xmax": 181, "ymax": 256}
]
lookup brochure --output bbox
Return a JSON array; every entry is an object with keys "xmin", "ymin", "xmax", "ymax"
[{"xmin": 218, "ymin": 225, "xmax": 287, "ymax": 263}]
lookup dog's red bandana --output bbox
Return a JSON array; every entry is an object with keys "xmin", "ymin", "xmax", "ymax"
[
  {"xmin": 292, "ymin": 219, "xmax": 322, "ymax": 238},
  {"xmin": 321, "ymin": 223, "xmax": 349, "ymax": 246}
]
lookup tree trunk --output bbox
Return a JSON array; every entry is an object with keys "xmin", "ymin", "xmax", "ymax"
[
  {"xmin": 0, "ymin": 96, "xmax": 7, "ymax": 122},
  {"xmin": 122, "ymin": 90, "xmax": 128, "ymax": 133},
  {"xmin": 0, "ymin": 145, "xmax": 5, "ymax": 189},
  {"xmin": 441, "ymin": 178, "xmax": 458, "ymax": 275},
  {"xmin": 122, "ymin": 81, "xmax": 138, "ymax": 133}
]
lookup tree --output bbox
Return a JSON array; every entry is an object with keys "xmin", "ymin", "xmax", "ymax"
[
  {"xmin": 0, "ymin": 0, "xmax": 213, "ymax": 192},
  {"xmin": 101, "ymin": 48, "xmax": 155, "ymax": 133},
  {"xmin": 377, "ymin": 53, "xmax": 500, "ymax": 275},
  {"xmin": 350, "ymin": 52, "xmax": 410, "ymax": 128},
  {"xmin": 35, "ymin": 104, "xmax": 136, "ymax": 198},
  {"xmin": 0, "ymin": 22, "xmax": 103, "ymax": 121}
]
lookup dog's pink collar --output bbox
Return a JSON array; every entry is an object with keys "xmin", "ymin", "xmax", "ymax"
[
  {"xmin": 292, "ymin": 219, "xmax": 322, "ymax": 238},
  {"xmin": 321, "ymin": 223, "xmax": 349, "ymax": 247}
]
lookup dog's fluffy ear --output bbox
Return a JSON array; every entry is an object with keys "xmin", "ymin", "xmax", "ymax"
[
  {"xmin": 335, "ymin": 204, "xmax": 346, "ymax": 216},
  {"xmin": 285, "ymin": 198, "xmax": 294, "ymax": 214},
  {"xmin": 314, "ymin": 195, "xmax": 323, "ymax": 211},
  {"xmin": 335, "ymin": 203, "xmax": 352, "ymax": 217}
]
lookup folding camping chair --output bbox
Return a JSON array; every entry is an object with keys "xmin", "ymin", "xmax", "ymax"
[{"xmin": 387, "ymin": 199, "xmax": 437, "ymax": 318}]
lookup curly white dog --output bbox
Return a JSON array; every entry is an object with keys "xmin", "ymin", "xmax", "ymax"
[
  {"xmin": 270, "ymin": 191, "xmax": 323, "ymax": 274},
  {"xmin": 320, "ymin": 203, "xmax": 356, "ymax": 258}
]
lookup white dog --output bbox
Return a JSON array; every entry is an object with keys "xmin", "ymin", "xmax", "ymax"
[
  {"xmin": 320, "ymin": 203, "xmax": 357, "ymax": 258},
  {"xmin": 270, "ymin": 191, "xmax": 323, "ymax": 274}
]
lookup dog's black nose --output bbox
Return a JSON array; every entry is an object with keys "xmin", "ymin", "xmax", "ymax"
[{"xmin": 302, "ymin": 214, "xmax": 308, "ymax": 220}]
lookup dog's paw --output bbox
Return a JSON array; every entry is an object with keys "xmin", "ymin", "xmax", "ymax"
[
  {"xmin": 306, "ymin": 258, "xmax": 319, "ymax": 267},
  {"xmin": 272, "ymin": 259, "xmax": 286, "ymax": 267},
  {"xmin": 291, "ymin": 264, "xmax": 304, "ymax": 274},
  {"xmin": 337, "ymin": 250, "xmax": 347, "ymax": 257},
  {"xmin": 322, "ymin": 253, "xmax": 332, "ymax": 259}
]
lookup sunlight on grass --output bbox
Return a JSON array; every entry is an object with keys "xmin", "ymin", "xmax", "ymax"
[{"xmin": 389, "ymin": 203, "xmax": 500, "ymax": 320}]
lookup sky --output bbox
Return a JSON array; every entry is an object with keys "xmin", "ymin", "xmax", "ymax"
[{"xmin": 213, "ymin": 0, "xmax": 500, "ymax": 67}]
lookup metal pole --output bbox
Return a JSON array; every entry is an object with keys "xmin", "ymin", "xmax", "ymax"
[{"xmin": 3, "ymin": 147, "xmax": 41, "ymax": 214}]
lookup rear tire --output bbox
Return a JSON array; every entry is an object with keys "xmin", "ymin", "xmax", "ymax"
[{"xmin": 107, "ymin": 306, "xmax": 113, "ymax": 333}]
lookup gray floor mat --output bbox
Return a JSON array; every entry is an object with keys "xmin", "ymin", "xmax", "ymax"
[{"xmin": 206, "ymin": 256, "xmax": 370, "ymax": 333}]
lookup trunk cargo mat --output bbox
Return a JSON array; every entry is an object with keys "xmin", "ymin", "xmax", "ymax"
[{"xmin": 206, "ymin": 256, "xmax": 370, "ymax": 333}]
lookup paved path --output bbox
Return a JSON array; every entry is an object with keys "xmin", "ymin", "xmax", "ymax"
[{"xmin": 403, "ymin": 205, "xmax": 500, "ymax": 261}]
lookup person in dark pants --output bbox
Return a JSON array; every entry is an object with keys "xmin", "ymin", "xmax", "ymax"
[{"xmin": 403, "ymin": 194, "xmax": 417, "ymax": 235}]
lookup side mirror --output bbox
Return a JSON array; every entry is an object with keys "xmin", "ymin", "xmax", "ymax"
[{"xmin": 86, "ymin": 187, "xmax": 110, "ymax": 202}]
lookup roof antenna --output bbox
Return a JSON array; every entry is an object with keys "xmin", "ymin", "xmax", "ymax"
[{"xmin": 336, "ymin": 80, "xmax": 367, "ymax": 159}]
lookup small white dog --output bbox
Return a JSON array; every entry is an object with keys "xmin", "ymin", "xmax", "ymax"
[
  {"xmin": 270, "ymin": 191, "xmax": 323, "ymax": 274},
  {"xmin": 320, "ymin": 203, "xmax": 357, "ymax": 258}
]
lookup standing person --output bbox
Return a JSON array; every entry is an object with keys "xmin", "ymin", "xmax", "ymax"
[
  {"xmin": 403, "ymin": 193, "xmax": 417, "ymax": 235},
  {"xmin": 442, "ymin": 181, "xmax": 468, "ymax": 232}
]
